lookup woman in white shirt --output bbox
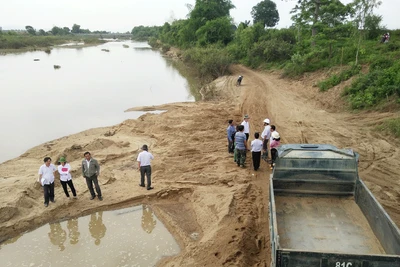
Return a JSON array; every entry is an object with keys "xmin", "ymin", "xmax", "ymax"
[{"xmin": 58, "ymin": 157, "xmax": 77, "ymax": 198}]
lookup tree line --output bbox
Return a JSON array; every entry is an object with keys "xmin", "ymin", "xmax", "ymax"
[
  {"xmin": 24, "ymin": 24, "xmax": 110, "ymax": 36},
  {"xmin": 131, "ymin": 0, "xmax": 399, "ymax": 110}
]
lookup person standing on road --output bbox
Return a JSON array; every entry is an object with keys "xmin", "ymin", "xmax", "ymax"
[
  {"xmin": 241, "ymin": 115, "xmax": 250, "ymax": 141},
  {"xmin": 227, "ymin": 120, "xmax": 236, "ymax": 154},
  {"xmin": 235, "ymin": 125, "xmax": 248, "ymax": 168},
  {"xmin": 38, "ymin": 157, "xmax": 57, "ymax": 207},
  {"xmin": 58, "ymin": 157, "xmax": 77, "ymax": 199},
  {"xmin": 233, "ymin": 124, "xmax": 240, "ymax": 163},
  {"xmin": 251, "ymin": 132, "xmax": 263, "ymax": 171},
  {"xmin": 82, "ymin": 152, "xmax": 102, "ymax": 201},
  {"xmin": 137, "ymin": 145, "xmax": 154, "ymax": 190},
  {"xmin": 261, "ymin": 119, "xmax": 271, "ymax": 161}
]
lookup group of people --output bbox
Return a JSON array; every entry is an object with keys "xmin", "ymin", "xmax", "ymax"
[
  {"xmin": 381, "ymin": 32, "xmax": 390, "ymax": 43},
  {"xmin": 227, "ymin": 115, "xmax": 281, "ymax": 171},
  {"xmin": 38, "ymin": 145, "xmax": 154, "ymax": 207}
]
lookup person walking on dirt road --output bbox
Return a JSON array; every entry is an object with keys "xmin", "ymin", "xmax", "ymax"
[
  {"xmin": 241, "ymin": 115, "xmax": 250, "ymax": 141},
  {"xmin": 261, "ymin": 119, "xmax": 271, "ymax": 161},
  {"xmin": 82, "ymin": 152, "xmax": 102, "ymax": 201},
  {"xmin": 236, "ymin": 75, "xmax": 243, "ymax": 86},
  {"xmin": 227, "ymin": 120, "xmax": 236, "ymax": 154},
  {"xmin": 137, "ymin": 144, "xmax": 154, "ymax": 190},
  {"xmin": 38, "ymin": 157, "xmax": 57, "ymax": 207},
  {"xmin": 235, "ymin": 125, "xmax": 248, "ymax": 168}
]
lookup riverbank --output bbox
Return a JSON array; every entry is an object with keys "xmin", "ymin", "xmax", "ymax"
[
  {"xmin": 1, "ymin": 65, "xmax": 400, "ymax": 266},
  {"xmin": 0, "ymin": 35, "xmax": 107, "ymax": 54}
]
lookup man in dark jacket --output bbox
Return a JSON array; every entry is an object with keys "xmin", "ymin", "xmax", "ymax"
[{"xmin": 82, "ymin": 152, "xmax": 102, "ymax": 201}]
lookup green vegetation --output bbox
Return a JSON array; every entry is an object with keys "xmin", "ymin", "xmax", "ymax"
[
  {"xmin": 251, "ymin": 0, "xmax": 279, "ymax": 28},
  {"xmin": 0, "ymin": 33, "xmax": 105, "ymax": 50},
  {"xmin": 130, "ymin": 0, "xmax": 400, "ymax": 110},
  {"xmin": 0, "ymin": 23, "xmax": 109, "ymax": 50},
  {"xmin": 318, "ymin": 65, "xmax": 361, "ymax": 91},
  {"xmin": 377, "ymin": 118, "xmax": 400, "ymax": 138}
]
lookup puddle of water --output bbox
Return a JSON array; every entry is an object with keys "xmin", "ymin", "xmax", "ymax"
[{"xmin": 0, "ymin": 205, "xmax": 180, "ymax": 267}]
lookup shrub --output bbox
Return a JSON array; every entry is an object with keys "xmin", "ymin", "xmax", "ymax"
[
  {"xmin": 318, "ymin": 65, "xmax": 361, "ymax": 91},
  {"xmin": 183, "ymin": 46, "xmax": 232, "ymax": 79},
  {"xmin": 344, "ymin": 61, "xmax": 400, "ymax": 109},
  {"xmin": 377, "ymin": 118, "xmax": 400, "ymax": 138}
]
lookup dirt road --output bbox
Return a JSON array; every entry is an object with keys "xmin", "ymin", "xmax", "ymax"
[{"xmin": 0, "ymin": 65, "xmax": 399, "ymax": 266}]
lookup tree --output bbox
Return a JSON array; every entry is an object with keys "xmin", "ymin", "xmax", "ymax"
[
  {"xmin": 190, "ymin": 0, "xmax": 234, "ymax": 22},
  {"xmin": 71, "ymin": 24, "xmax": 81, "ymax": 34},
  {"xmin": 177, "ymin": 0, "xmax": 235, "ymax": 47},
  {"xmin": 352, "ymin": 0, "xmax": 382, "ymax": 64},
  {"xmin": 196, "ymin": 17, "xmax": 234, "ymax": 46},
  {"xmin": 38, "ymin": 29, "xmax": 47, "ymax": 36},
  {"xmin": 51, "ymin": 26, "xmax": 62, "ymax": 35},
  {"xmin": 251, "ymin": 0, "xmax": 280, "ymax": 28},
  {"xmin": 364, "ymin": 14, "xmax": 383, "ymax": 39},
  {"xmin": 63, "ymin": 27, "xmax": 71, "ymax": 34},
  {"xmin": 25, "ymin": 25, "xmax": 36, "ymax": 35},
  {"xmin": 291, "ymin": 0, "xmax": 352, "ymax": 45}
]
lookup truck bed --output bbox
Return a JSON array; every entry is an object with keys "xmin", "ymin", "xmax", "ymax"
[{"xmin": 275, "ymin": 195, "xmax": 386, "ymax": 255}]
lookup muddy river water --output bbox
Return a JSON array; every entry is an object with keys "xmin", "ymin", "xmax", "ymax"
[
  {"xmin": 0, "ymin": 205, "xmax": 180, "ymax": 266},
  {"xmin": 0, "ymin": 41, "xmax": 194, "ymax": 163}
]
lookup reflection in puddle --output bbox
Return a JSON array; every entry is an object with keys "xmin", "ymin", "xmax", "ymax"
[{"xmin": 0, "ymin": 205, "xmax": 179, "ymax": 266}]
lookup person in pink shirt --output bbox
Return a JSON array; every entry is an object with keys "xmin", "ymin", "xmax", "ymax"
[{"xmin": 270, "ymin": 131, "xmax": 281, "ymax": 170}]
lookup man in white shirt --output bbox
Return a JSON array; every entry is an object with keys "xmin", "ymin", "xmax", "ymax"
[
  {"xmin": 241, "ymin": 114, "xmax": 250, "ymax": 141},
  {"xmin": 251, "ymin": 132, "xmax": 263, "ymax": 171},
  {"xmin": 137, "ymin": 145, "xmax": 155, "ymax": 190},
  {"xmin": 38, "ymin": 157, "xmax": 57, "ymax": 207},
  {"xmin": 261, "ymin": 118, "xmax": 271, "ymax": 161}
]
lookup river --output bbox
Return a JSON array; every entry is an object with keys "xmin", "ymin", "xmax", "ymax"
[{"xmin": 0, "ymin": 41, "xmax": 194, "ymax": 163}]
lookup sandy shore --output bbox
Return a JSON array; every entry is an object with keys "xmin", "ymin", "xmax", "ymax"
[{"xmin": 1, "ymin": 65, "xmax": 400, "ymax": 266}]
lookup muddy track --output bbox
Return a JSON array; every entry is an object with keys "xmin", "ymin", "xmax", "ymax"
[{"xmin": 226, "ymin": 65, "xmax": 400, "ymax": 264}]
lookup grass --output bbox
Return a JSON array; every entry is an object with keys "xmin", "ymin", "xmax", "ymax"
[
  {"xmin": 0, "ymin": 34, "xmax": 106, "ymax": 50},
  {"xmin": 377, "ymin": 117, "xmax": 400, "ymax": 138}
]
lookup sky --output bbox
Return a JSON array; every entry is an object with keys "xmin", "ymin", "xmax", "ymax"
[{"xmin": 0, "ymin": 0, "xmax": 398, "ymax": 32}]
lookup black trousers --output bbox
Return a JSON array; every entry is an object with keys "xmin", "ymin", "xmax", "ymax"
[
  {"xmin": 61, "ymin": 180, "xmax": 77, "ymax": 197},
  {"xmin": 43, "ymin": 182, "xmax": 55, "ymax": 204},
  {"xmin": 245, "ymin": 133, "xmax": 249, "ymax": 141},
  {"xmin": 252, "ymin": 151, "xmax": 261, "ymax": 171},
  {"xmin": 271, "ymin": 148, "xmax": 278, "ymax": 167},
  {"xmin": 140, "ymin": 165, "xmax": 152, "ymax": 188},
  {"xmin": 85, "ymin": 175, "xmax": 102, "ymax": 197},
  {"xmin": 228, "ymin": 140, "xmax": 234, "ymax": 153}
]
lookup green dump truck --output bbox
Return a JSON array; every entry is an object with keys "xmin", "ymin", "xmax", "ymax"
[{"xmin": 269, "ymin": 144, "xmax": 400, "ymax": 267}]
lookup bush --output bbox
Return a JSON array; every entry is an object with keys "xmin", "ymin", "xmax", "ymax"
[
  {"xmin": 377, "ymin": 117, "xmax": 400, "ymax": 138},
  {"xmin": 318, "ymin": 65, "xmax": 361, "ymax": 91},
  {"xmin": 161, "ymin": 44, "xmax": 171, "ymax": 53},
  {"xmin": 183, "ymin": 46, "xmax": 232, "ymax": 79},
  {"xmin": 370, "ymin": 57, "xmax": 395, "ymax": 71},
  {"xmin": 0, "ymin": 35, "xmax": 103, "ymax": 49},
  {"xmin": 148, "ymin": 37, "xmax": 161, "ymax": 49},
  {"xmin": 387, "ymin": 41, "xmax": 400, "ymax": 52},
  {"xmin": 344, "ymin": 61, "xmax": 400, "ymax": 109}
]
